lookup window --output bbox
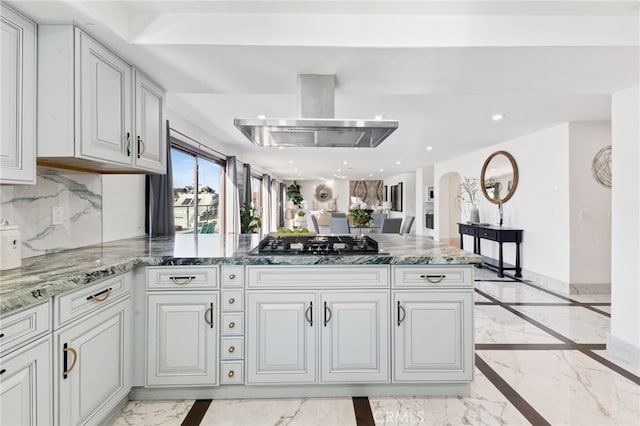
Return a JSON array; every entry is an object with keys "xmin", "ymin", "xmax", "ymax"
[
  {"xmin": 171, "ymin": 141, "xmax": 224, "ymax": 234},
  {"xmin": 251, "ymin": 175, "xmax": 262, "ymax": 207}
]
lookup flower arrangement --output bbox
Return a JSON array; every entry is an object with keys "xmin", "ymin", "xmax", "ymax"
[
  {"xmin": 240, "ymin": 202, "xmax": 262, "ymax": 233},
  {"xmin": 457, "ymin": 177, "xmax": 480, "ymax": 223},
  {"xmin": 348, "ymin": 208, "xmax": 372, "ymax": 225}
]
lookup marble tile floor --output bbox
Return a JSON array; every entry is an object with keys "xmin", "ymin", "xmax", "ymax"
[{"xmin": 109, "ymin": 273, "xmax": 639, "ymax": 426}]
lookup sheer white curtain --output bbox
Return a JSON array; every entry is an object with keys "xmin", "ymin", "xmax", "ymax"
[
  {"xmin": 261, "ymin": 174, "xmax": 271, "ymax": 234},
  {"xmin": 270, "ymin": 179, "xmax": 279, "ymax": 231}
]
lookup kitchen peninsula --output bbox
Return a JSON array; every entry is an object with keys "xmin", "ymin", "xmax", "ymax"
[{"xmin": 0, "ymin": 234, "xmax": 481, "ymax": 425}]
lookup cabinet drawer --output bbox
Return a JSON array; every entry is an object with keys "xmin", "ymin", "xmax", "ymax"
[
  {"xmin": 55, "ymin": 273, "xmax": 130, "ymax": 328},
  {"xmin": 458, "ymin": 224, "xmax": 476, "ymax": 236},
  {"xmin": 478, "ymin": 228, "xmax": 498, "ymax": 240},
  {"xmin": 221, "ymin": 337, "xmax": 244, "ymax": 360},
  {"xmin": 147, "ymin": 266, "xmax": 219, "ymax": 290},
  {"xmin": 221, "ymin": 361, "xmax": 243, "ymax": 384},
  {"xmin": 392, "ymin": 266, "xmax": 473, "ymax": 288},
  {"xmin": 221, "ymin": 266, "xmax": 244, "ymax": 288},
  {"xmin": 222, "ymin": 290, "xmax": 244, "ymax": 312},
  {"xmin": 221, "ymin": 313, "xmax": 244, "ymax": 336},
  {"xmin": 247, "ymin": 266, "xmax": 389, "ymax": 288},
  {"xmin": 0, "ymin": 300, "xmax": 51, "ymax": 356}
]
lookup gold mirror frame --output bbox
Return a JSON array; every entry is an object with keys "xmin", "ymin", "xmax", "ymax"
[
  {"xmin": 314, "ymin": 184, "xmax": 332, "ymax": 202},
  {"xmin": 480, "ymin": 151, "xmax": 519, "ymax": 204}
]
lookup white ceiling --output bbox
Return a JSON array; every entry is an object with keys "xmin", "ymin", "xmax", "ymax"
[{"xmin": 10, "ymin": 0, "xmax": 640, "ymax": 181}]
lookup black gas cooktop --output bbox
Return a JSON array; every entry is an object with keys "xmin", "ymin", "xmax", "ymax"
[{"xmin": 251, "ymin": 235, "xmax": 382, "ymax": 255}]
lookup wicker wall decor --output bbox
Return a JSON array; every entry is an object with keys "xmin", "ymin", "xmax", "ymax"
[{"xmin": 591, "ymin": 145, "xmax": 612, "ymax": 188}]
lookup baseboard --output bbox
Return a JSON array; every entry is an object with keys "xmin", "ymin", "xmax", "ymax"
[
  {"xmin": 606, "ymin": 333, "xmax": 640, "ymax": 370},
  {"xmin": 98, "ymin": 394, "xmax": 130, "ymax": 426},
  {"xmin": 521, "ymin": 270, "xmax": 570, "ymax": 294},
  {"xmin": 569, "ymin": 283, "xmax": 611, "ymax": 295}
]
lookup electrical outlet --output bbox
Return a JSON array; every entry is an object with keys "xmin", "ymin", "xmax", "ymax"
[{"xmin": 52, "ymin": 206, "xmax": 64, "ymax": 225}]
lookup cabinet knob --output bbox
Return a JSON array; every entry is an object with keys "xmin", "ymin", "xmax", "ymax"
[
  {"xmin": 228, "ymin": 370, "xmax": 235, "ymax": 378},
  {"xmin": 228, "ymin": 346, "xmax": 235, "ymax": 353},
  {"xmin": 228, "ymin": 298, "xmax": 235, "ymax": 304},
  {"xmin": 228, "ymin": 322, "xmax": 235, "ymax": 329},
  {"xmin": 229, "ymin": 274, "xmax": 236, "ymax": 280}
]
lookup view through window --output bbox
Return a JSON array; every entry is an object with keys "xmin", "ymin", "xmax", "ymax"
[{"xmin": 172, "ymin": 145, "xmax": 224, "ymax": 234}]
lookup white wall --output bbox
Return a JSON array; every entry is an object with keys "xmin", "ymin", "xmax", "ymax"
[
  {"xmin": 435, "ymin": 124, "xmax": 573, "ymax": 288},
  {"xmin": 568, "ymin": 122, "xmax": 612, "ymax": 287},
  {"xmin": 283, "ymin": 179, "xmax": 350, "ymax": 213},
  {"xmin": 415, "ymin": 166, "xmax": 434, "ymax": 236},
  {"xmin": 609, "ymin": 85, "xmax": 640, "ymax": 363},
  {"xmin": 384, "ymin": 172, "xmax": 417, "ymax": 227},
  {"xmin": 102, "ymin": 175, "xmax": 146, "ymax": 242}
]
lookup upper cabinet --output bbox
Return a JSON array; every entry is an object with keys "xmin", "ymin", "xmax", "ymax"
[
  {"xmin": 0, "ymin": 5, "xmax": 36, "ymax": 185},
  {"xmin": 38, "ymin": 26, "xmax": 166, "ymax": 174}
]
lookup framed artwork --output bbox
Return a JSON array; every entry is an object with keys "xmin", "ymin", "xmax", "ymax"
[
  {"xmin": 384, "ymin": 185, "xmax": 388, "ymax": 202},
  {"xmin": 390, "ymin": 182, "xmax": 403, "ymax": 212}
]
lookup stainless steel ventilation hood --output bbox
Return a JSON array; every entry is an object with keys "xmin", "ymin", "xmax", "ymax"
[{"xmin": 234, "ymin": 74, "xmax": 398, "ymax": 148}]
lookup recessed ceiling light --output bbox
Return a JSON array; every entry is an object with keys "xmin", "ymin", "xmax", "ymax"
[
  {"xmin": 343, "ymin": 161, "xmax": 348, "ymax": 165},
  {"xmin": 337, "ymin": 168, "xmax": 342, "ymax": 172},
  {"xmin": 369, "ymin": 174, "xmax": 373, "ymax": 177},
  {"xmin": 294, "ymin": 168, "xmax": 298, "ymax": 172},
  {"xmin": 288, "ymin": 160, "xmax": 294, "ymax": 164},
  {"xmin": 374, "ymin": 115, "xmax": 384, "ymax": 120},
  {"xmin": 426, "ymin": 146, "xmax": 433, "ymax": 151},
  {"xmin": 492, "ymin": 113, "xmax": 505, "ymax": 121},
  {"xmin": 396, "ymin": 161, "xmax": 401, "ymax": 165},
  {"xmin": 354, "ymin": 147, "xmax": 359, "ymax": 150},
  {"xmin": 379, "ymin": 169, "xmax": 384, "ymax": 172},
  {"xmin": 278, "ymin": 146, "xmax": 284, "ymax": 150},
  {"xmin": 257, "ymin": 114, "xmax": 266, "ymax": 119}
]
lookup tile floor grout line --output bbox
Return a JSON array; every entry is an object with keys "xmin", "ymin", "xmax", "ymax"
[
  {"xmin": 580, "ymin": 305, "xmax": 611, "ymax": 318},
  {"xmin": 476, "ymin": 343, "xmax": 607, "ymax": 350},
  {"xmin": 352, "ymin": 396, "xmax": 375, "ymax": 426},
  {"xmin": 578, "ymin": 349, "xmax": 640, "ymax": 385},
  {"xmin": 475, "ymin": 354, "xmax": 552, "ymax": 426},
  {"xmin": 180, "ymin": 399, "xmax": 212, "ymax": 426}
]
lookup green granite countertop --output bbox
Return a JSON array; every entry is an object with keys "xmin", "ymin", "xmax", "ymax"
[{"xmin": 0, "ymin": 234, "xmax": 481, "ymax": 315}]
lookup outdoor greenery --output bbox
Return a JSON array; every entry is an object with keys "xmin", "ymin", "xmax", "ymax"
[{"xmin": 240, "ymin": 202, "xmax": 262, "ymax": 233}]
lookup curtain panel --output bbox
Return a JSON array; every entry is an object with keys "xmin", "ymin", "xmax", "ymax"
[
  {"xmin": 145, "ymin": 121, "xmax": 175, "ymax": 236},
  {"xmin": 226, "ymin": 156, "xmax": 240, "ymax": 234}
]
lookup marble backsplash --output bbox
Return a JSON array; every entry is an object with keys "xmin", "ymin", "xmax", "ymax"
[{"xmin": 0, "ymin": 167, "xmax": 102, "ymax": 258}]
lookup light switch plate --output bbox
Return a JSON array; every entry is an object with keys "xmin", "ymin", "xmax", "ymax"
[{"xmin": 52, "ymin": 206, "xmax": 63, "ymax": 225}]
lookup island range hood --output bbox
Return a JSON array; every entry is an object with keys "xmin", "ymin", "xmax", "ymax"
[{"xmin": 234, "ymin": 74, "xmax": 398, "ymax": 148}]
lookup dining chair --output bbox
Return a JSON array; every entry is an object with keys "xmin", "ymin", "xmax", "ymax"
[
  {"xmin": 307, "ymin": 214, "xmax": 320, "ymax": 233},
  {"xmin": 370, "ymin": 213, "xmax": 386, "ymax": 227},
  {"xmin": 329, "ymin": 217, "xmax": 350, "ymax": 234},
  {"xmin": 380, "ymin": 218, "xmax": 402, "ymax": 234},
  {"xmin": 331, "ymin": 212, "xmax": 346, "ymax": 218},
  {"xmin": 400, "ymin": 216, "xmax": 415, "ymax": 234}
]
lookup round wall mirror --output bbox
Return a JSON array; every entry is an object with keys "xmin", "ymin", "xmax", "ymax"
[
  {"xmin": 481, "ymin": 151, "xmax": 519, "ymax": 204},
  {"xmin": 315, "ymin": 185, "xmax": 332, "ymax": 202}
]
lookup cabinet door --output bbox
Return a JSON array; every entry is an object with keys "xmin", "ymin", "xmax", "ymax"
[
  {"xmin": 247, "ymin": 292, "xmax": 316, "ymax": 384},
  {"xmin": 393, "ymin": 291, "xmax": 473, "ymax": 382},
  {"xmin": 134, "ymin": 70, "xmax": 166, "ymax": 173},
  {"xmin": 320, "ymin": 291, "xmax": 389, "ymax": 383},
  {"xmin": 147, "ymin": 293, "xmax": 218, "ymax": 386},
  {"xmin": 56, "ymin": 297, "xmax": 132, "ymax": 426},
  {"xmin": 0, "ymin": 337, "xmax": 52, "ymax": 425},
  {"xmin": 0, "ymin": 6, "xmax": 36, "ymax": 185},
  {"xmin": 76, "ymin": 29, "xmax": 132, "ymax": 166}
]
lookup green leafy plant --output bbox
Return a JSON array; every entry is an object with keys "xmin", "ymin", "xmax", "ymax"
[
  {"xmin": 297, "ymin": 210, "xmax": 306, "ymax": 217},
  {"xmin": 286, "ymin": 181, "xmax": 303, "ymax": 208},
  {"xmin": 240, "ymin": 202, "xmax": 262, "ymax": 233},
  {"xmin": 348, "ymin": 208, "xmax": 372, "ymax": 225}
]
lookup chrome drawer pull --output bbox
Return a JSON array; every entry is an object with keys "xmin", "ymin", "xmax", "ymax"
[
  {"xmin": 397, "ymin": 301, "xmax": 406, "ymax": 326},
  {"xmin": 87, "ymin": 287, "xmax": 112, "ymax": 302},
  {"xmin": 228, "ymin": 298, "xmax": 235, "ymax": 304},
  {"xmin": 228, "ymin": 274, "xmax": 236, "ymax": 280},
  {"xmin": 305, "ymin": 302, "xmax": 313, "ymax": 326},
  {"xmin": 323, "ymin": 302, "xmax": 332, "ymax": 326},
  {"xmin": 228, "ymin": 370, "xmax": 235, "ymax": 378},
  {"xmin": 419, "ymin": 274, "xmax": 445, "ymax": 283},
  {"xmin": 204, "ymin": 303, "xmax": 214, "ymax": 328},
  {"xmin": 170, "ymin": 276, "xmax": 195, "ymax": 285},
  {"xmin": 228, "ymin": 322, "xmax": 235, "ymax": 329}
]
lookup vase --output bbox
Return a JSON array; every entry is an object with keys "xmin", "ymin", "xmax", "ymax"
[{"xmin": 470, "ymin": 207, "xmax": 480, "ymax": 224}]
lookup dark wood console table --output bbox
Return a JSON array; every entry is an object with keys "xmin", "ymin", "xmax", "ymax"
[{"xmin": 458, "ymin": 223, "xmax": 523, "ymax": 278}]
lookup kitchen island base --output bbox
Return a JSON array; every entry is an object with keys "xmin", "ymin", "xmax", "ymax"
[{"xmin": 129, "ymin": 383, "xmax": 471, "ymax": 400}]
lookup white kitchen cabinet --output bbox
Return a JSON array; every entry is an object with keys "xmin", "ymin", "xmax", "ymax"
[
  {"xmin": 246, "ymin": 292, "xmax": 317, "ymax": 384},
  {"xmin": 0, "ymin": 5, "xmax": 36, "ymax": 185},
  {"xmin": 133, "ymin": 70, "xmax": 166, "ymax": 173},
  {"xmin": 320, "ymin": 291, "xmax": 389, "ymax": 383},
  {"xmin": 55, "ymin": 296, "xmax": 132, "ymax": 425},
  {"xmin": 393, "ymin": 291, "xmax": 473, "ymax": 382},
  {"xmin": 38, "ymin": 25, "xmax": 166, "ymax": 174},
  {"xmin": 146, "ymin": 293, "xmax": 218, "ymax": 386},
  {"xmin": 0, "ymin": 336, "xmax": 52, "ymax": 425}
]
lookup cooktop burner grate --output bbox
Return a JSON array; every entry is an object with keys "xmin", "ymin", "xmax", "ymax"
[{"xmin": 251, "ymin": 235, "xmax": 381, "ymax": 255}]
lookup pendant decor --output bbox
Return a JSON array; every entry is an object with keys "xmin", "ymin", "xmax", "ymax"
[{"xmin": 591, "ymin": 145, "xmax": 612, "ymax": 188}]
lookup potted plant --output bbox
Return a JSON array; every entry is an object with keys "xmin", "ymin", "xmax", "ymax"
[
  {"xmin": 348, "ymin": 207, "xmax": 372, "ymax": 225},
  {"xmin": 286, "ymin": 181, "xmax": 303, "ymax": 208},
  {"xmin": 240, "ymin": 202, "xmax": 262, "ymax": 233}
]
